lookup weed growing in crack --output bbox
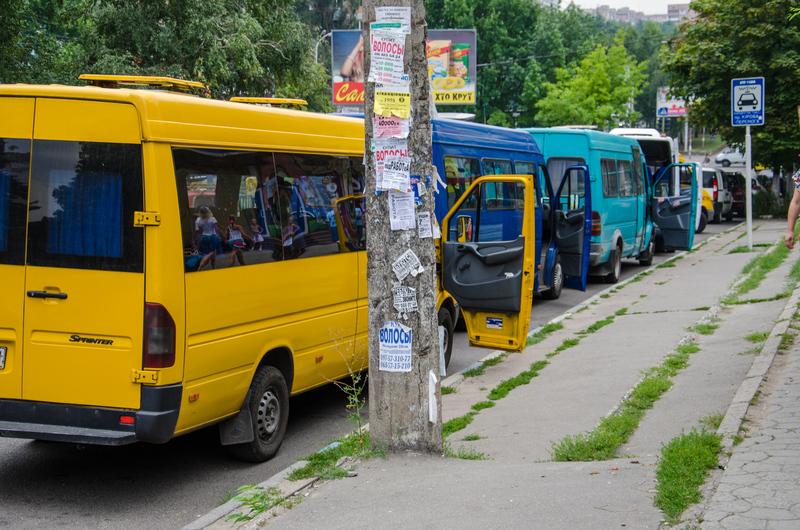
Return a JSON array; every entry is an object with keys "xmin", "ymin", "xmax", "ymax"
[
  {"xmin": 227, "ymin": 486, "xmax": 300, "ymax": 523},
  {"xmin": 443, "ymin": 442, "xmax": 488, "ymax": 460},
  {"xmin": 443, "ymin": 412, "xmax": 476, "ymax": 438}
]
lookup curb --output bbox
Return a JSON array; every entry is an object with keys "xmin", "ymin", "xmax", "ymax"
[
  {"xmin": 187, "ymin": 223, "xmax": 745, "ymax": 528},
  {"xmin": 182, "ymin": 459, "xmax": 312, "ymax": 530},
  {"xmin": 716, "ymin": 282, "xmax": 800, "ymax": 450}
]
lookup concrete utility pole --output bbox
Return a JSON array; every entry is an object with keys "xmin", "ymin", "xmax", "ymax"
[{"xmin": 364, "ymin": 0, "xmax": 442, "ymax": 452}]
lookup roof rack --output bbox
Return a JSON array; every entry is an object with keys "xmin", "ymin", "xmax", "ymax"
[
  {"xmin": 78, "ymin": 74, "xmax": 208, "ymax": 95},
  {"xmin": 229, "ymin": 97, "xmax": 308, "ymax": 109}
]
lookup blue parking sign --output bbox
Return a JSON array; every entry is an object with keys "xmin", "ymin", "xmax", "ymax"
[{"xmin": 731, "ymin": 77, "xmax": 765, "ymax": 126}]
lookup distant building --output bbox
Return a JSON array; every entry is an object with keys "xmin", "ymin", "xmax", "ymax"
[
  {"xmin": 586, "ymin": 3, "xmax": 694, "ymax": 24},
  {"xmin": 537, "ymin": 0, "xmax": 559, "ymax": 8},
  {"xmin": 667, "ymin": 3, "xmax": 693, "ymax": 22}
]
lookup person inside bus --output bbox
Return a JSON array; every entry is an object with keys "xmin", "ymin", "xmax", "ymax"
[
  {"xmin": 226, "ymin": 215, "xmax": 248, "ymax": 266},
  {"xmin": 194, "ymin": 205, "xmax": 223, "ymax": 269}
]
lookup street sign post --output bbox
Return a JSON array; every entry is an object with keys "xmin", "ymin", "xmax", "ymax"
[{"xmin": 732, "ymin": 77, "xmax": 765, "ymax": 250}]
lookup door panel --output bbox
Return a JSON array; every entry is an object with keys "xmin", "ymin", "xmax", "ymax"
[
  {"xmin": 0, "ymin": 97, "xmax": 34, "ymax": 400},
  {"xmin": 555, "ymin": 165, "xmax": 591, "ymax": 291},
  {"xmin": 22, "ymin": 100, "xmax": 145, "ymax": 409},
  {"xmin": 442, "ymin": 176, "xmax": 534, "ymax": 351},
  {"xmin": 652, "ymin": 163, "xmax": 697, "ymax": 251}
]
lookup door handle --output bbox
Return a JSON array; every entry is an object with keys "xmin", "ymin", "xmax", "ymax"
[{"xmin": 27, "ymin": 290, "xmax": 68, "ymax": 300}]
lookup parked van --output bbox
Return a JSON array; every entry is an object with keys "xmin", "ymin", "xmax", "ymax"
[
  {"xmin": 524, "ymin": 128, "xmax": 655, "ymax": 283},
  {"xmin": 0, "ymin": 76, "xmax": 475, "ymax": 461},
  {"xmin": 702, "ymin": 166, "xmax": 733, "ymax": 222}
]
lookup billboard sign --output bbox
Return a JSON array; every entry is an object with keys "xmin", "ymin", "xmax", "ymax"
[
  {"xmin": 656, "ymin": 87, "xmax": 687, "ymax": 117},
  {"xmin": 331, "ymin": 29, "xmax": 477, "ymax": 110}
]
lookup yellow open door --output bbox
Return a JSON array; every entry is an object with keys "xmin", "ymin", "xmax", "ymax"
[{"xmin": 441, "ymin": 175, "xmax": 535, "ymax": 351}]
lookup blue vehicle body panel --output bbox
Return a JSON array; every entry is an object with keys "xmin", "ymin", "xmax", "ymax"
[{"xmin": 523, "ymin": 128, "xmax": 652, "ymax": 274}]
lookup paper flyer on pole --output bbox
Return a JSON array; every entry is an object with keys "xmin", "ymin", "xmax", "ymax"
[
  {"xmin": 379, "ymin": 321, "xmax": 413, "ymax": 372},
  {"xmin": 388, "ymin": 190, "xmax": 416, "ymax": 231}
]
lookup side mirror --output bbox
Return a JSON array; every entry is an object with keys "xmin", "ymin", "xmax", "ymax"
[{"xmin": 456, "ymin": 215, "xmax": 473, "ymax": 243}]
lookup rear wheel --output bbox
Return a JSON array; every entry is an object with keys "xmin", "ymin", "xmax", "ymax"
[
  {"xmin": 697, "ymin": 209, "xmax": 708, "ymax": 234},
  {"xmin": 604, "ymin": 246, "xmax": 622, "ymax": 284},
  {"xmin": 638, "ymin": 239, "xmax": 655, "ymax": 266},
  {"xmin": 542, "ymin": 257, "xmax": 563, "ymax": 300},
  {"xmin": 226, "ymin": 365, "xmax": 290, "ymax": 462},
  {"xmin": 722, "ymin": 159, "xmax": 731, "ymax": 167},
  {"xmin": 438, "ymin": 307, "xmax": 454, "ymax": 369}
]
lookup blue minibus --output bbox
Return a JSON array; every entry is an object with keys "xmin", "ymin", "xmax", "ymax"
[{"xmin": 524, "ymin": 127, "xmax": 697, "ymax": 283}]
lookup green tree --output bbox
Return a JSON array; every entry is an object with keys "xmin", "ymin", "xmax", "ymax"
[
  {"xmin": 664, "ymin": 0, "xmax": 800, "ymax": 169},
  {"xmin": 535, "ymin": 34, "xmax": 647, "ymax": 129}
]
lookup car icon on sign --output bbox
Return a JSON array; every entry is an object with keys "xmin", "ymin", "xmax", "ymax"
[{"xmin": 737, "ymin": 92, "xmax": 758, "ymax": 110}]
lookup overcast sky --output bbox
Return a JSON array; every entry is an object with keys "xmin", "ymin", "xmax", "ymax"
[{"xmin": 566, "ymin": 0, "xmax": 672, "ymax": 15}]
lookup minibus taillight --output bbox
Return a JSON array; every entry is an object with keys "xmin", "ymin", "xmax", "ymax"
[
  {"xmin": 143, "ymin": 303, "xmax": 176, "ymax": 368},
  {"xmin": 591, "ymin": 211, "xmax": 602, "ymax": 237},
  {"xmin": 711, "ymin": 177, "xmax": 719, "ymax": 201}
]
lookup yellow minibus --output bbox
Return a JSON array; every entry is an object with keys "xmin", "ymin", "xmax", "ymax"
[{"xmin": 0, "ymin": 76, "xmax": 470, "ymax": 461}]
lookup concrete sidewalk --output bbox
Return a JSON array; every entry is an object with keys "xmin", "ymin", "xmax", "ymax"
[{"xmin": 210, "ymin": 220, "xmax": 798, "ymax": 529}]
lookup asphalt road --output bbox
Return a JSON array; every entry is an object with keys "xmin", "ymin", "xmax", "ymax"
[{"xmin": 0, "ymin": 221, "xmax": 732, "ymax": 530}]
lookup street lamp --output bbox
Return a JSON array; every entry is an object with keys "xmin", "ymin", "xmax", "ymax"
[{"xmin": 314, "ymin": 32, "xmax": 332, "ymax": 63}]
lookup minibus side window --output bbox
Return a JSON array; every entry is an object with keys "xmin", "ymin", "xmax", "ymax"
[
  {"xmin": 601, "ymin": 159, "xmax": 619, "ymax": 198},
  {"xmin": 27, "ymin": 140, "xmax": 143, "ymax": 272},
  {"xmin": 444, "ymin": 156, "xmax": 480, "ymax": 209},
  {"xmin": 0, "ymin": 138, "xmax": 30, "ymax": 265},
  {"xmin": 514, "ymin": 161, "xmax": 539, "ymax": 204},
  {"xmin": 174, "ymin": 148, "xmax": 283, "ymax": 271},
  {"xmin": 632, "ymin": 147, "xmax": 644, "ymax": 195},
  {"xmin": 273, "ymin": 153, "xmax": 348, "ymax": 260},
  {"xmin": 618, "ymin": 160, "xmax": 635, "ymax": 197}
]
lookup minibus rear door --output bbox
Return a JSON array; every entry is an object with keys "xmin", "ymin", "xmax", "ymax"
[
  {"xmin": 651, "ymin": 162, "xmax": 698, "ymax": 251},
  {"xmin": 555, "ymin": 165, "xmax": 591, "ymax": 291},
  {"xmin": 442, "ymin": 175, "xmax": 535, "ymax": 352}
]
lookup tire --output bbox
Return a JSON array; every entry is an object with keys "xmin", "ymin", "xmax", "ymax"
[
  {"xmin": 721, "ymin": 159, "xmax": 731, "ymax": 167},
  {"xmin": 226, "ymin": 365, "xmax": 290, "ymax": 462},
  {"xmin": 541, "ymin": 257, "xmax": 563, "ymax": 300},
  {"xmin": 638, "ymin": 238, "xmax": 655, "ymax": 266},
  {"xmin": 437, "ymin": 307, "xmax": 454, "ymax": 370},
  {"xmin": 604, "ymin": 246, "xmax": 622, "ymax": 284},
  {"xmin": 697, "ymin": 209, "xmax": 708, "ymax": 234}
]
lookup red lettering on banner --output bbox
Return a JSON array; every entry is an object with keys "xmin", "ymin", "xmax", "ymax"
[{"xmin": 334, "ymin": 82, "xmax": 365, "ymax": 104}]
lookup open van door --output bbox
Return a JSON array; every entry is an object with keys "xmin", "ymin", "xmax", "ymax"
[
  {"xmin": 442, "ymin": 175, "xmax": 535, "ymax": 351},
  {"xmin": 555, "ymin": 165, "xmax": 591, "ymax": 291},
  {"xmin": 652, "ymin": 163, "xmax": 698, "ymax": 250}
]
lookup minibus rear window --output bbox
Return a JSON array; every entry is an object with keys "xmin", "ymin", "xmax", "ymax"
[
  {"xmin": 26, "ymin": 140, "xmax": 144, "ymax": 272},
  {"xmin": 0, "ymin": 138, "xmax": 30, "ymax": 266}
]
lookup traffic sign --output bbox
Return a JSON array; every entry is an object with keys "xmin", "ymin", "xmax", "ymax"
[{"xmin": 731, "ymin": 77, "xmax": 764, "ymax": 126}]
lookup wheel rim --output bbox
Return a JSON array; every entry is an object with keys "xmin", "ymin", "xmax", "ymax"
[
  {"xmin": 256, "ymin": 389, "xmax": 280, "ymax": 440},
  {"xmin": 553, "ymin": 262, "xmax": 563, "ymax": 291}
]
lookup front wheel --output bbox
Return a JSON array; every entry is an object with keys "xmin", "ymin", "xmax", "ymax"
[
  {"xmin": 721, "ymin": 159, "xmax": 731, "ymax": 167},
  {"xmin": 438, "ymin": 307, "xmax": 454, "ymax": 370},
  {"xmin": 542, "ymin": 258, "xmax": 563, "ymax": 300},
  {"xmin": 604, "ymin": 247, "xmax": 622, "ymax": 284},
  {"xmin": 226, "ymin": 365, "xmax": 290, "ymax": 462}
]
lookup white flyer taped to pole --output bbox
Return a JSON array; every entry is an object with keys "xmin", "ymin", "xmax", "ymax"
[
  {"xmin": 392, "ymin": 285, "xmax": 418, "ymax": 315},
  {"xmin": 374, "ymin": 139, "xmax": 408, "ymax": 191},
  {"xmin": 389, "ymin": 190, "xmax": 416, "ymax": 231},
  {"xmin": 392, "ymin": 248, "xmax": 423, "ymax": 281},
  {"xmin": 373, "ymin": 116, "xmax": 409, "ymax": 139},
  {"xmin": 381, "ymin": 154, "xmax": 411, "ymax": 192},
  {"xmin": 429, "ymin": 370, "xmax": 438, "ymax": 423},
  {"xmin": 375, "ymin": 6, "xmax": 411, "ymax": 33},
  {"xmin": 417, "ymin": 211, "xmax": 433, "ymax": 238},
  {"xmin": 379, "ymin": 321, "xmax": 412, "ymax": 372},
  {"xmin": 368, "ymin": 30, "xmax": 408, "ymax": 86}
]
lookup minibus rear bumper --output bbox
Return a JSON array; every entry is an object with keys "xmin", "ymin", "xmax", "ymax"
[{"xmin": 0, "ymin": 384, "xmax": 182, "ymax": 446}]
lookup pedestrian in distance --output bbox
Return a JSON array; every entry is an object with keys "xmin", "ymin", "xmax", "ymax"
[{"xmin": 784, "ymin": 163, "xmax": 800, "ymax": 249}]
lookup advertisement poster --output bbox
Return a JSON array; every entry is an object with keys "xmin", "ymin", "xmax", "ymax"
[
  {"xmin": 331, "ymin": 29, "xmax": 477, "ymax": 110},
  {"xmin": 656, "ymin": 86, "xmax": 687, "ymax": 117}
]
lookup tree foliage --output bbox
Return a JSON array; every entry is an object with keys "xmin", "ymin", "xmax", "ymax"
[
  {"xmin": 664, "ymin": 0, "xmax": 800, "ymax": 169},
  {"xmin": 535, "ymin": 34, "xmax": 647, "ymax": 129},
  {"xmin": 0, "ymin": 0, "xmax": 331, "ymax": 110}
]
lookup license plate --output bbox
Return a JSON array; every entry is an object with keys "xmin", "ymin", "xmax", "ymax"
[{"xmin": 0, "ymin": 346, "xmax": 6, "ymax": 370}]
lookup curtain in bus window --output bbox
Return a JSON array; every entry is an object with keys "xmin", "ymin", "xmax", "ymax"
[
  {"xmin": 546, "ymin": 157, "xmax": 585, "ymax": 194},
  {"xmin": 26, "ymin": 140, "xmax": 143, "ymax": 272},
  {"xmin": 46, "ymin": 170, "xmax": 123, "ymax": 258}
]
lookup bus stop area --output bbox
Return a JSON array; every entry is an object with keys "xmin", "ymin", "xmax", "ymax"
[{"xmin": 187, "ymin": 219, "xmax": 800, "ymax": 529}]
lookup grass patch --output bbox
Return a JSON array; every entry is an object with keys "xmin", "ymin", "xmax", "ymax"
[
  {"xmin": 462, "ymin": 366, "xmax": 484, "ymax": 378},
  {"xmin": 582, "ymin": 314, "xmax": 616, "ymax": 335},
  {"xmin": 726, "ymin": 242, "xmax": 790, "ymax": 303},
  {"xmin": 227, "ymin": 486, "xmax": 300, "ymax": 522},
  {"xmin": 692, "ymin": 322, "xmax": 719, "ymax": 335},
  {"xmin": 549, "ymin": 337, "xmax": 580, "ymax": 356},
  {"xmin": 745, "ymin": 331, "xmax": 770, "ymax": 343},
  {"xmin": 656, "ymin": 260, "xmax": 676, "ymax": 269},
  {"xmin": 728, "ymin": 243, "xmax": 770, "ymax": 254},
  {"xmin": 655, "ymin": 430, "xmax": 722, "ymax": 524},
  {"xmin": 527, "ymin": 322, "xmax": 564, "ymax": 346},
  {"xmin": 441, "ymin": 385, "xmax": 456, "ymax": 395},
  {"xmin": 488, "ymin": 360, "xmax": 548, "ymax": 400},
  {"xmin": 728, "ymin": 291, "xmax": 792, "ymax": 305},
  {"xmin": 615, "ymin": 307, "xmax": 629, "ymax": 317},
  {"xmin": 288, "ymin": 432, "xmax": 379, "ymax": 481},
  {"xmin": 462, "ymin": 434, "xmax": 481, "ymax": 441},
  {"xmin": 462, "ymin": 354, "xmax": 506, "ymax": 378},
  {"xmin": 600, "ymin": 293, "xmax": 610, "ymax": 299},
  {"xmin": 699, "ymin": 412, "xmax": 724, "ymax": 431},
  {"xmin": 444, "ymin": 443, "xmax": 488, "ymax": 460},
  {"xmin": 778, "ymin": 331, "xmax": 796, "ymax": 351},
  {"xmin": 443, "ymin": 412, "xmax": 476, "ymax": 438},
  {"xmin": 471, "ymin": 400, "xmax": 495, "ymax": 411},
  {"xmin": 732, "ymin": 434, "xmax": 744, "ymax": 446},
  {"xmin": 552, "ymin": 341, "xmax": 699, "ymax": 461}
]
